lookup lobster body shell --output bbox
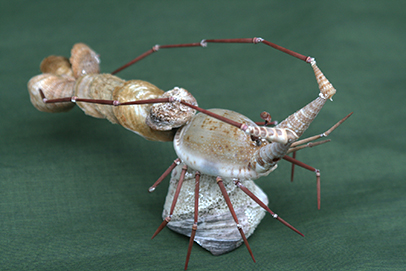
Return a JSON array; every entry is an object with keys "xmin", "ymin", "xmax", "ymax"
[{"xmin": 174, "ymin": 109, "xmax": 275, "ymax": 179}]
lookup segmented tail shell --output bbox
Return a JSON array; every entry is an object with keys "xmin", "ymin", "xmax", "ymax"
[
  {"xmin": 112, "ymin": 80, "xmax": 175, "ymax": 141},
  {"xmin": 75, "ymin": 74, "xmax": 125, "ymax": 123},
  {"xmin": 74, "ymin": 75, "xmax": 175, "ymax": 142},
  {"xmin": 28, "ymin": 43, "xmax": 187, "ymax": 142}
]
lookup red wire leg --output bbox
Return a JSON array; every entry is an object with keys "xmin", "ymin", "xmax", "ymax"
[
  {"xmin": 184, "ymin": 171, "xmax": 200, "ymax": 270},
  {"xmin": 149, "ymin": 158, "xmax": 181, "ymax": 192},
  {"xmin": 216, "ymin": 177, "xmax": 255, "ymax": 263},
  {"xmin": 151, "ymin": 165, "xmax": 188, "ymax": 239},
  {"xmin": 234, "ymin": 180, "xmax": 303, "ymax": 237},
  {"xmin": 283, "ymin": 155, "xmax": 321, "ymax": 210}
]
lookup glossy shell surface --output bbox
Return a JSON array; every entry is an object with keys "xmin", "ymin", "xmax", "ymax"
[{"xmin": 174, "ymin": 109, "xmax": 270, "ymax": 179}]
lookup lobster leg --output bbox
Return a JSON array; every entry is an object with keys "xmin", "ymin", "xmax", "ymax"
[
  {"xmin": 284, "ymin": 112, "xmax": 353, "ymax": 200},
  {"xmin": 282, "ymin": 155, "xmax": 321, "ymax": 210},
  {"xmin": 184, "ymin": 171, "xmax": 200, "ymax": 270},
  {"xmin": 151, "ymin": 165, "xmax": 188, "ymax": 239},
  {"xmin": 149, "ymin": 158, "xmax": 181, "ymax": 192},
  {"xmin": 216, "ymin": 177, "xmax": 256, "ymax": 263},
  {"xmin": 111, "ymin": 37, "xmax": 313, "ymax": 75},
  {"xmin": 291, "ymin": 151, "xmax": 297, "ymax": 182},
  {"xmin": 234, "ymin": 180, "xmax": 304, "ymax": 237}
]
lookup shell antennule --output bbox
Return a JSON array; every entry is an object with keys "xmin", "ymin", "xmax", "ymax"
[{"xmin": 311, "ymin": 60, "xmax": 336, "ymax": 101}]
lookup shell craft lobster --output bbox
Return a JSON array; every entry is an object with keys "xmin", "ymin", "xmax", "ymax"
[{"xmin": 28, "ymin": 38, "xmax": 351, "ymax": 269}]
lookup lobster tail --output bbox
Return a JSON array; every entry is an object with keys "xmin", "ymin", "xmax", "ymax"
[{"xmin": 276, "ymin": 61, "xmax": 336, "ymax": 138}]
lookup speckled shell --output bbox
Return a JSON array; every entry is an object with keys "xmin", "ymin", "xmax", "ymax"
[
  {"xmin": 174, "ymin": 109, "xmax": 273, "ymax": 179},
  {"xmin": 28, "ymin": 73, "xmax": 76, "ymax": 113},
  {"xmin": 163, "ymin": 163, "xmax": 268, "ymax": 255},
  {"xmin": 146, "ymin": 87, "xmax": 198, "ymax": 131}
]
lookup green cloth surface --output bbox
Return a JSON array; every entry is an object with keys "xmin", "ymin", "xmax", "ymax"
[{"xmin": 1, "ymin": 0, "xmax": 405, "ymax": 270}]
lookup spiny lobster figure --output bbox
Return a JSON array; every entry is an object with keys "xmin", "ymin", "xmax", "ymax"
[{"xmin": 28, "ymin": 38, "xmax": 351, "ymax": 270}]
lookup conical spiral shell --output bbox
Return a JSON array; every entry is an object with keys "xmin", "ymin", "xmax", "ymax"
[
  {"xmin": 276, "ymin": 96, "xmax": 327, "ymax": 138},
  {"xmin": 311, "ymin": 61, "xmax": 336, "ymax": 100},
  {"xmin": 74, "ymin": 74, "xmax": 125, "ymax": 123},
  {"xmin": 70, "ymin": 43, "xmax": 100, "ymax": 79},
  {"xmin": 275, "ymin": 63, "xmax": 337, "ymax": 138},
  {"xmin": 28, "ymin": 73, "xmax": 76, "ymax": 113},
  {"xmin": 112, "ymin": 80, "xmax": 175, "ymax": 141},
  {"xmin": 40, "ymin": 55, "xmax": 73, "ymax": 77}
]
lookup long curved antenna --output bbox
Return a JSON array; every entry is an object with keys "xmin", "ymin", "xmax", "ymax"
[{"xmin": 111, "ymin": 37, "xmax": 314, "ymax": 74}]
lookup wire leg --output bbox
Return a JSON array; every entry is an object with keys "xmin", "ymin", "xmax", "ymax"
[
  {"xmin": 184, "ymin": 172, "xmax": 200, "ymax": 270},
  {"xmin": 234, "ymin": 180, "xmax": 304, "ymax": 237},
  {"xmin": 217, "ymin": 177, "xmax": 256, "ymax": 263},
  {"xmin": 151, "ymin": 165, "xmax": 188, "ymax": 239},
  {"xmin": 149, "ymin": 158, "xmax": 181, "ymax": 192},
  {"xmin": 282, "ymin": 155, "xmax": 321, "ymax": 210}
]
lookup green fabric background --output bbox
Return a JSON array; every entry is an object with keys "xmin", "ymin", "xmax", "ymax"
[{"xmin": 1, "ymin": 0, "xmax": 405, "ymax": 270}]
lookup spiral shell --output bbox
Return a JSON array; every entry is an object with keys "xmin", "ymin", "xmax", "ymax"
[
  {"xmin": 311, "ymin": 61, "xmax": 336, "ymax": 100},
  {"xmin": 28, "ymin": 74, "xmax": 76, "ymax": 113},
  {"xmin": 70, "ymin": 43, "xmax": 100, "ymax": 79},
  {"xmin": 276, "ymin": 62, "xmax": 337, "ymax": 138}
]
